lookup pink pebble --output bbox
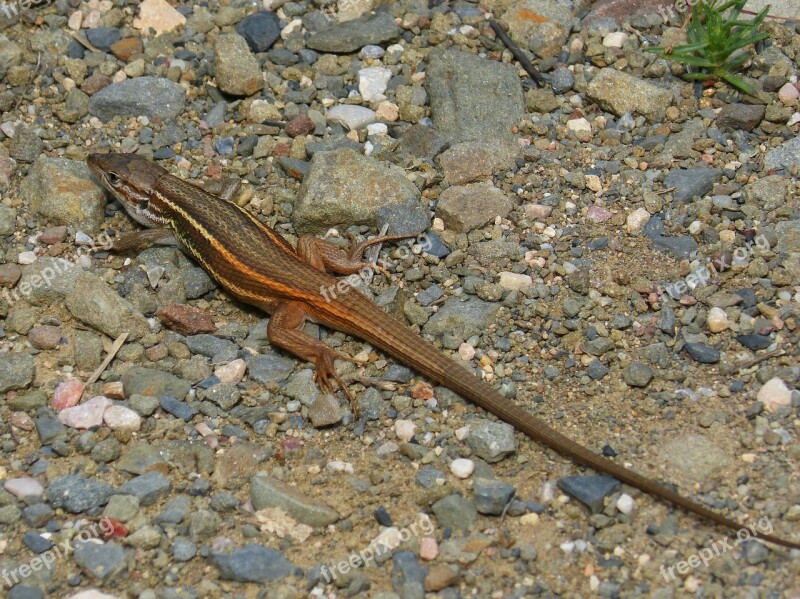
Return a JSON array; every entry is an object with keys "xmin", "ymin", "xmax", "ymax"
[
  {"xmin": 419, "ymin": 536, "xmax": 439, "ymax": 560},
  {"xmin": 4, "ymin": 477, "xmax": 44, "ymax": 498},
  {"xmin": 58, "ymin": 396, "xmax": 112, "ymax": 429},
  {"xmin": 52, "ymin": 379, "xmax": 85, "ymax": 410}
]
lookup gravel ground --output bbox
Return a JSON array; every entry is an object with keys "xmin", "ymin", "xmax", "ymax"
[{"xmin": 0, "ymin": 0, "xmax": 799, "ymax": 597}]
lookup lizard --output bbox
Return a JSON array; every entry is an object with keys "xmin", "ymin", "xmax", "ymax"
[{"xmin": 86, "ymin": 152, "xmax": 799, "ymax": 550}]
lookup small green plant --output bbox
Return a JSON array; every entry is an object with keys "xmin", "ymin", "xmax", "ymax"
[{"xmin": 648, "ymin": 0, "xmax": 770, "ymax": 95}]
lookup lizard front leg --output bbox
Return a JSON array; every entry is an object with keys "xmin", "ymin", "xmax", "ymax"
[
  {"xmin": 267, "ymin": 300, "xmax": 357, "ymax": 410},
  {"xmin": 297, "ymin": 232, "xmax": 416, "ymax": 276},
  {"xmin": 108, "ymin": 228, "xmax": 179, "ymax": 253}
]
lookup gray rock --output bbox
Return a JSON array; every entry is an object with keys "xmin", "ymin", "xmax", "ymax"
[
  {"xmin": 664, "ymin": 167, "xmax": 723, "ymax": 203},
  {"xmin": 584, "ymin": 337, "xmax": 615, "ymax": 356},
  {"xmin": 391, "ymin": 551, "xmax": 427, "ymax": 599},
  {"xmin": 15, "ymin": 258, "xmax": 82, "ymax": 306},
  {"xmin": 424, "ymin": 297, "xmax": 501, "ymax": 341},
  {"xmin": 117, "ymin": 471, "xmax": 172, "ymax": 506},
  {"xmin": 236, "ymin": 11, "xmax": 280, "ymax": 53},
  {"xmin": 73, "ymin": 541, "xmax": 126, "ymax": 579},
  {"xmin": 557, "ymin": 475, "xmax": 621, "ymax": 513},
  {"xmin": 473, "ymin": 478, "xmax": 516, "ymax": 515},
  {"xmin": 426, "ymin": 49, "xmax": 524, "ymax": 143},
  {"xmin": 20, "ymin": 157, "xmax": 106, "ymax": 233},
  {"xmin": 660, "ymin": 434, "xmax": 731, "ymax": 483},
  {"xmin": 173, "ymin": 537, "xmax": 197, "ymax": 562},
  {"xmin": 250, "ymin": 475, "xmax": 340, "ymax": 527},
  {"xmin": 186, "ymin": 334, "xmax": 238, "ymax": 362},
  {"xmin": 210, "ymin": 544, "xmax": 294, "ymax": 582},
  {"xmin": 623, "ymin": 362, "xmax": 653, "ymax": 387},
  {"xmin": 551, "ymin": 67, "xmax": 575, "ymax": 94},
  {"xmin": 89, "ymin": 77, "xmax": 185, "ymax": 121},
  {"xmin": 155, "ymin": 495, "xmax": 191, "ymax": 525},
  {"xmin": 431, "ymin": 493, "xmax": 478, "ymax": 531},
  {"xmin": 0, "ymin": 204, "xmax": 15, "ymax": 236},
  {"xmin": 103, "ymin": 494, "xmax": 140, "ymax": 523},
  {"xmin": 775, "ymin": 219, "xmax": 800, "ymax": 254},
  {"xmin": 36, "ymin": 410, "xmax": 66, "ymax": 444},
  {"xmin": 306, "ymin": 12, "xmax": 399, "ymax": 53},
  {"xmin": 46, "ymin": 475, "xmax": 114, "ymax": 513},
  {"xmin": 214, "ymin": 32, "xmax": 264, "ymax": 96},
  {"xmin": 199, "ymin": 383, "xmax": 240, "ymax": 410},
  {"xmin": 437, "ymin": 140, "xmax": 518, "ymax": 185},
  {"xmin": 764, "ymin": 134, "xmax": 800, "ymax": 171},
  {"xmin": 393, "ymin": 124, "xmax": 449, "ymax": 164},
  {"xmin": 586, "ymin": 359, "xmax": 609, "ymax": 380},
  {"xmin": 435, "ymin": 181, "xmax": 513, "ymax": 234},
  {"xmin": 0, "ymin": 40, "xmax": 22, "ymax": 79},
  {"xmin": 0, "ymin": 353, "xmax": 34, "ymax": 392},
  {"xmin": 503, "ymin": 0, "xmax": 573, "ymax": 57},
  {"xmin": 66, "ymin": 272, "xmax": 150, "ymax": 340},
  {"xmin": 121, "ymin": 367, "xmax": 191, "ymax": 400},
  {"xmin": 245, "ymin": 352, "xmax": 296, "ymax": 384},
  {"xmin": 587, "ymin": 68, "xmax": 673, "ymax": 122},
  {"xmin": 684, "ymin": 342, "xmax": 720, "ymax": 364},
  {"xmin": 116, "ymin": 442, "xmax": 168, "ymax": 474},
  {"xmin": 160, "ymin": 396, "xmax": 196, "ymax": 421},
  {"xmin": 9, "ymin": 126, "xmax": 44, "ymax": 163},
  {"xmin": 717, "ymin": 103, "xmax": 765, "ymax": 131},
  {"xmin": 465, "ymin": 420, "xmax": 517, "ymax": 463},
  {"xmin": 308, "ymin": 394, "xmax": 342, "ymax": 427},
  {"xmin": 294, "ymin": 149, "xmax": 424, "ymax": 235},
  {"xmin": 742, "ymin": 175, "xmax": 788, "ymax": 211}
]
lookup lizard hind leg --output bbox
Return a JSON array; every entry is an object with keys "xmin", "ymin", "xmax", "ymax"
[{"xmin": 267, "ymin": 300, "xmax": 359, "ymax": 414}]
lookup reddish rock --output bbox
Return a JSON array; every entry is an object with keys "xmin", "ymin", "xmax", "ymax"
[
  {"xmin": 81, "ymin": 73, "xmax": 112, "ymax": 95},
  {"xmin": 110, "ymin": 37, "xmax": 144, "ymax": 61},
  {"xmin": 284, "ymin": 114, "xmax": 315, "ymax": 138},
  {"xmin": 144, "ymin": 343, "xmax": 169, "ymax": 361},
  {"xmin": 28, "ymin": 325, "xmax": 62, "ymax": 350},
  {"xmin": 272, "ymin": 142, "xmax": 291, "ymax": 157},
  {"xmin": 583, "ymin": 0, "xmax": 675, "ymax": 25},
  {"xmin": 102, "ymin": 381, "xmax": 125, "ymax": 399},
  {"xmin": 52, "ymin": 378, "xmax": 85, "ymax": 410},
  {"xmin": 156, "ymin": 303, "xmax": 216, "ymax": 335},
  {"xmin": 39, "ymin": 226, "xmax": 68, "ymax": 245},
  {"xmin": 0, "ymin": 263, "xmax": 22, "ymax": 286}
]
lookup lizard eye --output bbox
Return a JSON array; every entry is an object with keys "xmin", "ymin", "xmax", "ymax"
[{"xmin": 107, "ymin": 172, "xmax": 121, "ymax": 187}]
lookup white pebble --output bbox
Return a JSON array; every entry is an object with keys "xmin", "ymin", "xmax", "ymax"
[
  {"xmin": 458, "ymin": 343, "xmax": 475, "ymax": 361},
  {"xmin": 616, "ymin": 493, "xmax": 634, "ymax": 514},
  {"xmin": 603, "ymin": 31, "xmax": 628, "ymax": 47},
  {"xmin": 17, "ymin": 251, "xmax": 37, "ymax": 265},
  {"xmin": 325, "ymin": 460, "xmax": 354, "ymax": 474},
  {"xmin": 394, "ymin": 419, "xmax": 416, "ymax": 441},
  {"xmin": 103, "ymin": 405, "xmax": 142, "ymax": 431},
  {"xmin": 566, "ymin": 117, "xmax": 591, "ymax": 133},
  {"xmin": 366, "ymin": 122, "xmax": 388, "ymax": 136},
  {"xmin": 215, "ymin": 359, "xmax": 246, "ymax": 384},
  {"xmin": 498, "ymin": 272, "xmax": 533, "ymax": 291},
  {"xmin": 625, "ymin": 208, "xmax": 650, "ymax": 234},
  {"xmin": 58, "ymin": 396, "xmax": 112, "ymax": 429},
  {"xmin": 4, "ymin": 477, "xmax": 44, "ymax": 499},
  {"xmin": 449, "ymin": 458, "xmax": 475, "ymax": 479},
  {"xmin": 358, "ymin": 66, "xmax": 391, "ymax": 102},
  {"xmin": 706, "ymin": 307, "xmax": 729, "ymax": 333},
  {"xmin": 757, "ymin": 378, "xmax": 793, "ymax": 413},
  {"xmin": 326, "ymin": 105, "xmax": 376, "ymax": 130}
]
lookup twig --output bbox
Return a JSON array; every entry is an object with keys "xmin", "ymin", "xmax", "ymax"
[
  {"xmin": 489, "ymin": 19, "xmax": 545, "ymax": 88},
  {"xmin": 655, "ymin": 186, "xmax": 677, "ymax": 195},
  {"xmin": 70, "ymin": 31, "xmax": 100, "ymax": 53},
  {"xmin": 740, "ymin": 9, "xmax": 800, "ymax": 22},
  {"xmin": 86, "ymin": 332, "xmax": 128, "ymax": 384},
  {"xmin": 736, "ymin": 348, "xmax": 785, "ymax": 373}
]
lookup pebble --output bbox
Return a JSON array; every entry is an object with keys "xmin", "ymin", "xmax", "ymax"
[
  {"xmin": 706, "ymin": 307, "xmax": 730, "ymax": 333},
  {"xmin": 449, "ymin": 458, "xmax": 475, "ymax": 479},
  {"xmin": 51, "ymin": 378, "xmax": 86, "ymax": 410},
  {"xmin": 465, "ymin": 420, "xmax": 517, "ymax": 463},
  {"xmin": 58, "ymin": 396, "xmax": 112, "ymax": 429},
  {"xmin": 358, "ymin": 67, "xmax": 391, "ymax": 102},
  {"xmin": 103, "ymin": 405, "xmax": 142, "ymax": 431},
  {"xmin": 684, "ymin": 342, "xmax": 721, "ymax": 364},
  {"xmin": 557, "ymin": 475, "xmax": 621, "ymax": 513},
  {"xmin": 616, "ymin": 493, "xmax": 634, "ymax": 515},
  {"xmin": 757, "ymin": 378, "xmax": 792, "ymax": 413},
  {"xmin": 4, "ymin": 477, "xmax": 44, "ymax": 499},
  {"xmin": 326, "ymin": 104, "xmax": 377, "ymax": 130},
  {"xmin": 395, "ymin": 419, "xmax": 416, "ymax": 441}
]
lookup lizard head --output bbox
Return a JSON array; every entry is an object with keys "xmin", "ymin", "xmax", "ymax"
[{"xmin": 88, "ymin": 153, "xmax": 170, "ymax": 228}]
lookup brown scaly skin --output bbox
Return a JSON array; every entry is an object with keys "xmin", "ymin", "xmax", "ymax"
[{"xmin": 87, "ymin": 152, "xmax": 800, "ymax": 550}]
